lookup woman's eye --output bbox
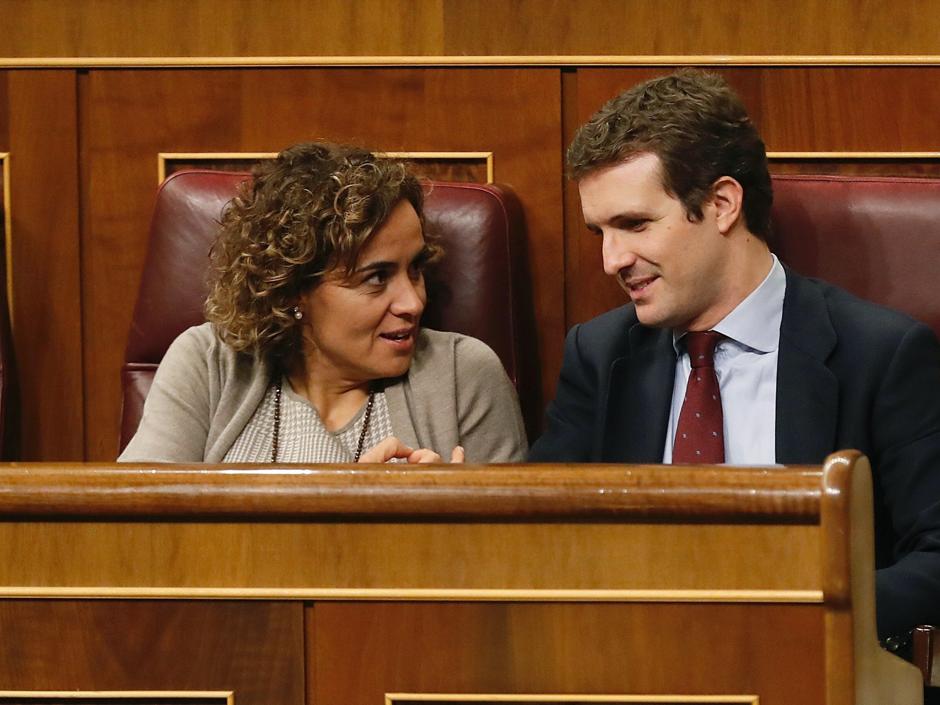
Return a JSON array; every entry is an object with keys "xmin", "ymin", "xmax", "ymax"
[{"xmin": 364, "ymin": 270, "xmax": 390, "ymax": 286}]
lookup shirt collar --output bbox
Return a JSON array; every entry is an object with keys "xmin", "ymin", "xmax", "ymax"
[{"xmin": 673, "ymin": 254, "xmax": 786, "ymax": 355}]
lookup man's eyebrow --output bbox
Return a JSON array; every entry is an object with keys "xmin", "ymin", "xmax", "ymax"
[
  {"xmin": 608, "ymin": 210, "xmax": 651, "ymax": 223},
  {"xmin": 585, "ymin": 210, "xmax": 650, "ymax": 228}
]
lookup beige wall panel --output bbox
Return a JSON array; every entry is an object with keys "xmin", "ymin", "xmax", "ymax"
[
  {"xmin": 4, "ymin": 70, "xmax": 83, "ymax": 460},
  {"xmin": 80, "ymin": 67, "xmax": 563, "ymax": 460},
  {"xmin": 565, "ymin": 66, "xmax": 940, "ymax": 326},
  {"xmin": 3, "ymin": 0, "xmax": 940, "ymax": 58},
  {"xmin": 311, "ymin": 602, "xmax": 825, "ymax": 705}
]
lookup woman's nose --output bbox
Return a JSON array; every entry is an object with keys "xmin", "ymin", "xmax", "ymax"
[{"xmin": 391, "ymin": 276, "xmax": 426, "ymax": 317}]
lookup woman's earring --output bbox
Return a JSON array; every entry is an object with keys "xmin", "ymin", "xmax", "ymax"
[{"xmin": 292, "ymin": 306, "xmax": 303, "ymax": 320}]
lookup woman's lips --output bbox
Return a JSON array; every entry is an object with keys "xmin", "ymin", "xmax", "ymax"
[{"xmin": 379, "ymin": 328, "xmax": 417, "ymax": 350}]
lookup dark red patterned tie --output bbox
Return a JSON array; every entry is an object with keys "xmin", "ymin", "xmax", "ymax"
[{"xmin": 672, "ymin": 331, "xmax": 725, "ymax": 464}]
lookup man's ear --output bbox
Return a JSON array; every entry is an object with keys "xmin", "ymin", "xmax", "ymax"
[{"xmin": 711, "ymin": 176, "xmax": 745, "ymax": 235}]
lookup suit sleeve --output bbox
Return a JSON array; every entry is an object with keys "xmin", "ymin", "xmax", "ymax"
[
  {"xmin": 528, "ymin": 324, "xmax": 598, "ymax": 461},
  {"xmin": 871, "ymin": 321, "xmax": 940, "ymax": 638}
]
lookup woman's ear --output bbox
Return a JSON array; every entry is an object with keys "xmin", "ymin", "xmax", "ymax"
[{"xmin": 711, "ymin": 176, "xmax": 745, "ymax": 235}]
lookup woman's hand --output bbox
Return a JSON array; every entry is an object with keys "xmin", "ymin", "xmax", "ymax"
[{"xmin": 357, "ymin": 436, "xmax": 465, "ymax": 463}]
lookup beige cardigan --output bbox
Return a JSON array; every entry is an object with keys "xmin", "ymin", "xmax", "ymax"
[{"xmin": 119, "ymin": 323, "xmax": 527, "ymax": 463}]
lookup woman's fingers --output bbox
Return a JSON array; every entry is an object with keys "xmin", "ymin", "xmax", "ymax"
[
  {"xmin": 360, "ymin": 438, "xmax": 465, "ymax": 465},
  {"xmin": 357, "ymin": 436, "xmax": 413, "ymax": 463},
  {"xmin": 408, "ymin": 448, "xmax": 442, "ymax": 464}
]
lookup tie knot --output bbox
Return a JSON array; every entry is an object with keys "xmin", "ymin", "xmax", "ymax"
[{"xmin": 685, "ymin": 331, "xmax": 722, "ymax": 369}]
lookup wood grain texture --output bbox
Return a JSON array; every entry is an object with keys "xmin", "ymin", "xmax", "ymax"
[
  {"xmin": 0, "ymin": 463, "xmax": 822, "ymax": 519},
  {"xmin": 80, "ymin": 67, "xmax": 563, "ymax": 461},
  {"xmin": 3, "ymin": 0, "xmax": 940, "ymax": 58},
  {"xmin": 3, "ymin": 70, "xmax": 83, "ymax": 459},
  {"xmin": 820, "ymin": 451, "xmax": 922, "ymax": 703},
  {"xmin": 310, "ymin": 601, "xmax": 825, "ymax": 705},
  {"xmin": 0, "ymin": 520, "xmax": 820, "ymax": 592},
  {"xmin": 0, "ymin": 76, "xmax": 8, "ymax": 143},
  {"xmin": 0, "ymin": 600, "xmax": 304, "ymax": 705},
  {"xmin": 567, "ymin": 66, "xmax": 940, "ymax": 325}
]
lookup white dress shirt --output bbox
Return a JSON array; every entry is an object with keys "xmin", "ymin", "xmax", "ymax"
[{"xmin": 662, "ymin": 255, "xmax": 786, "ymax": 465}]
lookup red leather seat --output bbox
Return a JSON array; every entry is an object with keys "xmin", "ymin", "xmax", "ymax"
[
  {"xmin": 120, "ymin": 170, "xmax": 538, "ymax": 452},
  {"xmin": 771, "ymin": 174, "xmax": 940, "ymax": 338}
]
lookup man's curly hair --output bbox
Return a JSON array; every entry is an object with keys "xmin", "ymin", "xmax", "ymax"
[
  {"xmin": 205, "ymin": 141, "xmax": 432, "ymax": 366},
  {"xmin": 567, "ymin": 68, "xmax": 773, "ymax": 239}
]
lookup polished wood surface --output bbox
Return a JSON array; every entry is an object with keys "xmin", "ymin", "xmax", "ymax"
[
  {"xmin": 0, "ymin": 465, "xmax": 823, "ymax": 593},
  {"xmin": 80, "ymin": 67, "xmax": 563, "ymax": 461},
  {"xmin": 0, "ymin": 600, "xmax": 304, "ymax": 705},
  {"xmin": 311, "ymin": 602, "xmax": 824, "ymax": 705},
  {"xmin": 2, "ymin": 70, "xmax": 84, "ymax": 460},
  {"xmin": 0, "ymin": 464, "xmax": 821, "ymax": 518},
  {"xmin": 0, "ymin": 453, "xmax": 922, "ymax": 704},
  {"xmin": 2, "ymin": 1, "xmax": 940, "ymax": 58}
]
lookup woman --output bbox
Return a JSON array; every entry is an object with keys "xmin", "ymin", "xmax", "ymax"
[{"xmin": 119, "ymin": 142, "xmax": 527, "ymax": 463}]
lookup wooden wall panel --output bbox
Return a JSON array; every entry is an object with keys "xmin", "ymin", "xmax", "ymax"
[
  {"xmin": 310, "ymin": 602, "xmax": 825, "ymax": 705},
  {"xmin": 0, "ymin": 600, "xmax": 305, "ymax": 705},
  {"xmin": 0, "ymin": 64, "xmax": 937, "ymax": 458},
  {"xmin": 566, "ymin": 66, "xmax": 940, "ymax": 326},
  {"xmin": 4, "ymin": 0, "xmax": 940, "ymax": 58},
  {"xmin": 3, "ymin": 70, "xmax": 83, "ymax": 460},
  {"xmin": 0, "ymin": 76, "xmax": 8, "ymax": 143},
  {"xmin": 80, "ymin": 67, "xmax": 563, "ymax": 460}
]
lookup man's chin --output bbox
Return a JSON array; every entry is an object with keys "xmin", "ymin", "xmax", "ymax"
[{"xmin": 633, "ymin": 304, "xmax": 670, "ymax": 329}]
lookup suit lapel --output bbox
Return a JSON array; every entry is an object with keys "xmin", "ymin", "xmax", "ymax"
[
  {"xmin": 775, "ymin": 270, "xmax": 839, "ymax": 464},
  {"xmin": 603, "ymin": 324, "xmax": 676, "ymax": 462}
]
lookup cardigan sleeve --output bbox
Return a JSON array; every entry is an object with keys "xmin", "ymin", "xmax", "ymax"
[
  {"xmin": 117, "ymin": 326, "xmax": 215, "ymax": 462},
  {"xmin": 452, "ymin": 335, "xmax": 528, "ymax": 462}
]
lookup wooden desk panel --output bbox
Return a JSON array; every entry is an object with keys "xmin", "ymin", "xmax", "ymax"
[
  {"xmin": 0, "ymin": 601, "xmax": 303, "ymax": 705},
  {"xmin": 0, "ymin": 456, "xmax": 922, "ymax": 705},
  {"xmin": 0, "ymin": 521, "xmax": 820, "ymax": 596},
  {"xmin": 310, "ymin": 602, "xmax": 825, "ymax": 705}
]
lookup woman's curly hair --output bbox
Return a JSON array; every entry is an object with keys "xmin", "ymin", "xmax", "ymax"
[{"xmin": 205, "ymin": 142, "xmax": 432, "ymax": 366}]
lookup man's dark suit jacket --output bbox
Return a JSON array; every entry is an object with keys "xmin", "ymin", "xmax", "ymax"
[{"xmin": 529, "ymin": 268, "xmax": 940, "ymax": 639}]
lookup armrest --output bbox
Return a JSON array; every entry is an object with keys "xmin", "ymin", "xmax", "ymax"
[{"xmin": 914, "ymin": 625, "xmax": 939, "ymax": 687}]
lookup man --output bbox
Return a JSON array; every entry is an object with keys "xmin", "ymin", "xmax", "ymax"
[{"xmin": 529, "ymin": 69, "xmax": 940, "ymax": 642}]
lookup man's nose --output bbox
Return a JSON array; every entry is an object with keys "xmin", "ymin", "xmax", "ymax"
[{"xmin": 601, "ymin": 232, "xmax": 637, "ymax": 277}]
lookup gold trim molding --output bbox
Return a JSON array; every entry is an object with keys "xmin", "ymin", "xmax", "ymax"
[
  {"xmin": 0, "ymin": 587, "xmax": 824, "ymax": 603},
  {"xmin": 0, "ymin": 691, "xmax": 233, "ymax": 704},
  {"xmin": 158, "ymin": 151, "xmax": 495, "ymax": 184},
  {"xmin": 768, "ymin": 151, "xmax": 940, "ymax": 160},
  {"xmin": 387, "ymin": 693, "xmax": 760, "ymax": 705},
  {"xmin": 5, "ymin": 55, "xmax": 940, "ymax": 68},
  {"xmin": 0, "ymin": 153, "xmax": 11, "ymax": 331},
  {"xmin": 157, "ymin": 152, "xmax": 275, "ymax": 183}
]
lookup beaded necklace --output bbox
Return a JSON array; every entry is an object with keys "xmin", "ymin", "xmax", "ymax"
[{"xmin": 270, "ymin": 379, "xmax": 376, "ymax": 463}]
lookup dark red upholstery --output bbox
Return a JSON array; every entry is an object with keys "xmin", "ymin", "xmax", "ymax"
[
  {"xmin": 771, "ymin": 174, "xmax": 940, "ymax": 339},
  {"xmin": 120, "ymin": 170, "xmax": 537, "ymax": 451}
]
